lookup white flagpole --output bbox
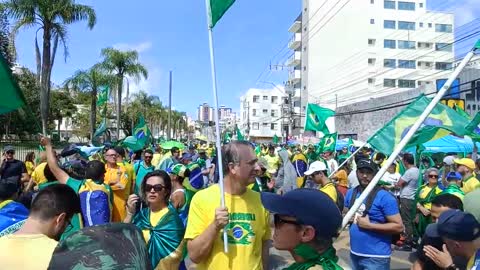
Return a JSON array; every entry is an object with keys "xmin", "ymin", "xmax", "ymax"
[
  {"xmin": 328, "ymin": 142, "xmax": 367, "ymax": 178},
  {"xmin": 205, "ymin": 0, "xmax": 228, "ymax": 253},
  {"xmin": 342, "ymin": 47, "xmax": 478, "ymax": 229}
]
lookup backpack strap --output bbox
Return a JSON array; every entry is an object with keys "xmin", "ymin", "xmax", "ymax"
[{"xmin": 348, "ymin": 185, "xmax": 383, "ymax": 217}]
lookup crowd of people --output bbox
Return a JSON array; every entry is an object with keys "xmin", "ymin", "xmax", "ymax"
[{"xmin": 0, "ymin": 138, "xmax": 479, "ymax": 270}]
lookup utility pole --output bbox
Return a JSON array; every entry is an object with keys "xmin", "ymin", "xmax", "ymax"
[{"xmin": 167, "ymin": 70, "xmax": 172, "ymax": 140}]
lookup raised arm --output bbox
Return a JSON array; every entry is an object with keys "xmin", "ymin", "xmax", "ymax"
[{"xmin": 40, "ymin": 137, "xmax": 69, "ymax": 184}]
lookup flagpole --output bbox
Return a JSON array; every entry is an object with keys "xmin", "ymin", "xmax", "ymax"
[
  {"xmin": 328, "ymin": 142, "xmax": 367, "ymax": 178},
  {"xmin": 205, "ymin": 0, "xmax": 228, "ymax": 253},
  {"xmin": 341, "ymin": 45, "xmax": 478, "ymax": 230}
]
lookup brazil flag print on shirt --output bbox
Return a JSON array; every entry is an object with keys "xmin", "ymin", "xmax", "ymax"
[{"xmin": 184, "ymin": 184, "xmax": 271, "ymax": 270}]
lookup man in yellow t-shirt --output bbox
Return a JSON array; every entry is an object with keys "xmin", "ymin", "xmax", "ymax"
[
  {"xmin": 0, "ymin": 184, "xmax": 81, "ymax": 269},
  {"xmin": 115, "ymin": 146, "xmax": 135, "ymax": 193},
  {"xmin": 104, "ymin": 149, "xmax": 131, "ymax": 222},
  {"xmin": 152, "ymin": 146, "xmax": 164, "ymax": 168},
  {"xmin": 454, "ymin": 158, "xmax": 480, "ymax": 194},
  {"xmin": 304, "ymin": 161, "xmax": 337, "ymax": 203},
  {"xmin": 264, "ymin": 146, "xmax": 280, "ymax": 175},
  {"xmin": 185, "ymin": 141, "xmax": 271, "ymax": 270}
]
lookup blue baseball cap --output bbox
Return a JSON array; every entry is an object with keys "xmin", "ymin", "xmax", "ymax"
[
  {"xmin": 180, "ymin": 153, "xmax": 192, "ymax": 161},
  {"xmin": 427, "ymin": 209, "xmax": 480, "ymax": 241},
  {"xmin": 446, "ymin": 172, "xmax": 462, "ymax": 180},
  {"xmin": 260, "ymin": 189, "xmax": 341, "ymax": 239}
]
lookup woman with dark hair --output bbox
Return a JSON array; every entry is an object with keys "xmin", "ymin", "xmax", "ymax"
[
  {"xmin": 24, "ymin": 152, "xmax": 35, "ymax": 176},
  {"xmin": 125, "ymin": 170, "xmax": 185, "ymax": 270},
  {"xmin": 415, "ymin": 167, "xmax": 443, "ymax": 237}
]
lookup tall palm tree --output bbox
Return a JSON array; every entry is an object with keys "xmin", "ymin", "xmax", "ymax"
[
  {"xmin": 2, "ymin": 0, "xmax": 96, "ymax": 135},
  {"xmin": 100, "ymin": 47, "xmax": 148, "ymax": 139},
  {"xmin": 64, "ymin": 65, "xmax": 116, "ymax": 141}
]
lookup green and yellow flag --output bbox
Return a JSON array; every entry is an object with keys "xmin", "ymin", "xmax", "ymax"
[
  {"xmin": 304, "ymin": 103, "xmax": 335, "ymax": 134},
  {"xmin": 368, "ymin": 95, "xmax": 470, "ymax": 155},
  {"xmin": 96, "ymin": 86, "xmax": 109, "ymax": 107},
  {"xmin": 318, "ymin": 133, "xmax": 337, "ymax": 154},
  {"xmin": 454, "ymin": 103, "xmax": 470, "ymax": 119},
  {"xmin": 236, "ymin": 126, "xmax": 245, "ymax": 141},
  {"xmin": 0, "ymin": 54, "xmax": 26, "ymax": 114},
  {"xmin": 133, "ymin": 115, "xmax": 151, "ymax": 146},
  {"xmin": 93, "ymin": 118, "xmax": 107, "ymax": 138},
  {"xmin": 208, "ymin": 0, "xmax": 236, "ymax": 28}
]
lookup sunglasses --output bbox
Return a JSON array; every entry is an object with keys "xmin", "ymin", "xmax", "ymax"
[
  {"xmin": 274, "ymin": 214, "xmax": 302, "ymax": 228},
  {"xmin": 105, "ymin": 154, "xmax": 117, "ymax": 158},
  {"xmin": 144, "ymin": 156, "xmax": 153, "ymax": 159},
  {"xmin": 145, "ymin": 184, "xmax": 165, "ymax": 193},
  {"xmin": 428, "ymin": 175, "xmax": 439, "ymax": 179}
]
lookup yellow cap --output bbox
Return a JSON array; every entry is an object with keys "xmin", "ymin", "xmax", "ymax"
[{"xmin": 454, "ymin": 158, "xmax": 476, "ymax": 170}]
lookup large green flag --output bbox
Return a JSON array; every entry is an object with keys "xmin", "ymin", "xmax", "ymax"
[
  {"xmin": 208, "ymin": 0, "xmax": 236, "ymax": 28},
  {"xmin": 368, "ymin": 95, "xmax": 470, "ymax": 155},
  {"xmin": 0, "ymin": 55, "xmax": 26, "ymax": 114},
  {"xmin": 93, "ymin": 118, "xmax": 107, "ymax": 138},
  {"xmin": 236, "ymin": 127, "xmax": 245, "ymax": 141},
  {"xmin": 454, "ymin": 104, "xmax": 470, "ymax": 119},
  {"xmin": 133, "ymin": 115, "xmax": 151, "ymax": 146},
  {"xmin": 318, "ymin": 133, "xmax": 337, "ymax": 153},
  {"xmin": 97, "ymin": 86, "xmax": 109, "ymax": 107},
  {"xmin": 304, "ymin": 103, "xmax": 335, "ymax": 134}
]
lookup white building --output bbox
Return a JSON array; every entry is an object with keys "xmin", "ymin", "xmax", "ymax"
[
  {"xmin": 288, "ymin": 0, "xmax": 454, "ymax": 129},
  {"xmin": 239, "ymin": 87, "xmax": 287, "ymax": 142},
  {"xmin": 197, "ymin": 103, "xmax": 214, "ymax": 123}
]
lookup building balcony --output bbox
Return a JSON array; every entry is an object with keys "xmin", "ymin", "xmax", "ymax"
[
  {"xmin": 288, "ymin": 33, "xmax": 302, "ymax": 50},
  {"xmin": 289, "ymin": 70, "xmax": 301, "ymax": 84},
  {"xmin": 288, "ymin": 20, "xmax": 302, "ymax": 33},
  {"xmin": 293, "ymin": 88, "xmax": 301, "ymax": 98},
  {"xmin": 287, "ymin": 51, "xmax": 301, "ymax": 67}
]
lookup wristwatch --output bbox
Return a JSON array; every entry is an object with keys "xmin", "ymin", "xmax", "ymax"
[{"xmin": 445, "ymin": 263, "xmax": 457, "ymax": 270}]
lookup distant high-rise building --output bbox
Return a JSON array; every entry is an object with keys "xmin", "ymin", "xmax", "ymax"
[{"xmin": 197, "ymin": 103, "xmax": 214, "ymax": 123}]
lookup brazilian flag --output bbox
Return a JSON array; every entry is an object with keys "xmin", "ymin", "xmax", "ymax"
[
  {"xmin": 368, "ymin": 95, "xmax": 470, "ymax": 155},
  {"xmin": 317, "ymin": 133, "xmax": 337, "ymax": 154},
  {"xmin": 133, "ymin": 115, "xmax": 151, "ymax": 146}
]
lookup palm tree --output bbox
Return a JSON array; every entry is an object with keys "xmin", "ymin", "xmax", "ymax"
[
  {"xmin": 64, "ymin": 65, "xmax": 116, "ymax": 141},
  {"xmin": 100, "ymin": 47, "xmax": 148, "ymax": 139},
  {"xmin": 2, "ymin": 0, "xmax": 96, "ymax": 135}
]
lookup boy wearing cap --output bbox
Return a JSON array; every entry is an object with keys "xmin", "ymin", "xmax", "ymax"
[
  {"xmin": 345, "ymin": 159, "xmax": 403, "ymax": 269},
  {"xmin": 454, "ymin": 158, "xmax": 480, "ymax": 194},
  {"xmin": 261, "ymin": 189, "xmax": 343, "ymax": 269},
  {"xmin": 441, "ymin": 172, "xmax": 465, "ymax": 200},
  {"xmin": 424, "ymin": 210, "xmax": 480, "ymax": 270},
  {"xmin": 304, "ymin": 161, "xmax": 337, "ymax": 203}
]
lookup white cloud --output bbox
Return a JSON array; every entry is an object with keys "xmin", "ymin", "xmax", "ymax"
[{"xmin": 113, "ymin": 41, "xmax": 153, "ymax": 53}]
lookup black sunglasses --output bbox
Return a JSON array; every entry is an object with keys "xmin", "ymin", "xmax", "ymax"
[
  {"xmin": 144, "ymin": 156, "xmax": 153, "ymax": 159},
  {"xmin": 145, "ymin": 184, "xmax": 165, "ymax": 193},
  {"xmin": 428, "ymin": 174, "xmax": 439, "ymax": 179},
  {"xmin": 274, "ymin": 214, "xmax": 302, "ymax": 228}
]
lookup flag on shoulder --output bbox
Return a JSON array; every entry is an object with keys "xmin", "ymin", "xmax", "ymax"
[
  {"xmin": 304, "ymin": 103, "xmax": 335, "ymax": 135},
  {"xmin": 208, "ymin": 0, "xmax": 236, "ymax": 28},
  {"xmin": 368, "ymin": 95, "xmax": 470, "ymax": 155}
]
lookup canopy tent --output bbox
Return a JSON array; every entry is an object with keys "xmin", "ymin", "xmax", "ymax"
[{"xmin": 405, "ymin": 135, "xmax": 480, "ymax": 153}]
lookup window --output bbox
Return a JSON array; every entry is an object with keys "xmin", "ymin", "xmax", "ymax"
[
  {"xmin": 435, "ymin": 42, "xmax": 453, "ymax": 52},
  {"xmin": 371, "ymin": 0, "xmax": 374, "ymax": 3},
  {"xmin": 262, "ymin": 123, "xmax": 269, "ymax": 127},
  {"xmin": 428, "ymin": 23, "xmax": 432, "ymax": 28},
  {"xmin": 368, "ymin": 39, "xmax": 376, "ymax": 46},
  {"xmin": 419, "ymin": 22, "xmax": 424, "ymax": 27},
  {"xmin": 262, "ymin": 109, "xmax": 268, "ymax": 114},
  {"xmin": 418, "ymin": 81, "xmax": 431, "ymax": 86},
  {"xmin": 252, "ymin": 109, "xmax": 257, "ymax": 116},
  {"xmin": 436, "ymin": 62, "xmax": 452, "ymax": 70},
  {"xmin": 271, "ymin": 110, "xmax": 277, "ymax": 117},
  {"xmin": 253, "ymin": 95, "xmax": 259, "ymax": 103},
  {"xmin": 398, "ymin": 1, "xmax": 415, "ymax": 10},
  {"xmin": 368, "ymin": 58, "xmax": 376, "ymax": 65},
  {"xmin": 384, "ymin": 39, "xmax": 396, "ymax": 48},
  {"xmin": 262, "ymin": 95, "xmax": 268, "ymax": 101},
  {"xmin": 398, "ymin": 79, "xmax": 416, "ymax": 88},
  {"xmin": 271, "ymin": 96, "xmax": 278, "ymax": 103},
  {"xmin": 435, "ymin": 24, "xmax": 452, "ymax": 33},
  {"xmin": 418, "ymin": 61, "xmax": 433, "ymax": 69},
  {"xmin": 398, "ymin": 60, "xmax": 416, "ymax": 69},
  {"xmin": 384, "ymin": 0, "xmax": 395, "ymax": 9},
  {"xmin": 252, "ymin": 122, "xmax": 259, "ymax": 130},
  {"xmin": 398, "ymin": 21, "xmax": 415, "ymax": 30},
  {"xmin": 419, "ymin": 3, "xmax": 424, "ymax": 7},
  {"xmin": 370, "ymin": 19, "xmax": 375, "ymax": 24},
  {"xmin": 271, "ymin": 123, "xmax": 278, "ymax": 130},
  {"xmin": 384, "ymin": 58, "xmax": 396, "ymax": 68},
  {"xmin": 368, "ymin": 78, "xmax": 375, "ymax": 84},
  {"xmin": 398, "ymin": 40, "xmax": 416, "ymax": 49},
  {"xmin": 384, "ymin": 79, "xmax": 396, "ymax": 87},
  {"xmin": 418, "ymin": 42, "xmax": 432, "ymax": 49},
  {"xmin": 384, "ymin": 20, "xmax": 396, "ymax": 29}
]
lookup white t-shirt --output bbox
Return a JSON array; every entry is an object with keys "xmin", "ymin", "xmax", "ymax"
[
  {"xmin": 348, "ymin": 170, "xmax": 359, "ymax": 189},
  {"xmin": 383, "ymin": 172, "xmax": 401, "ymax": 196}
]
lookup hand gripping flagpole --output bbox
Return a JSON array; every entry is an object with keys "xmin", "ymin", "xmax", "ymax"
[
  {"xmin": 205, "ymin": 0, "xmax": 228, "ymax": 253},
  {"xmin": 341, "ymin": 43, "xmax": 479, "ymax": 230}
]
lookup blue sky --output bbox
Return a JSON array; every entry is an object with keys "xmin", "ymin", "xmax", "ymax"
[{"xmin": 12, "ymin": 0, "xmax": 480, "ymax": 118}]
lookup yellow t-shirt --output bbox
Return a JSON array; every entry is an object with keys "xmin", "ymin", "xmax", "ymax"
[
  {"xmin": 184, "ymin": 184, "xmax": 271, "ymax": 270},
  {"xmin": 31, "ymin": 162, "xmax": 47, "ymax": 185},
  {"xmin": 334, "ymin": 170, "xmax": 348, "ymax": 188},
  {"xmin": 152, "ymin": 153, "xmax": 163, "ymax": 167},
  {"xmin": 25, "ymin": 161, "xmax": 35, "ymax": 176},
  {"xmin": 118, "ymin": 161, "xmax": 135, "ymax": 192},
  {"xmin": 104, "ymin": 165, "xmax": 131, "ymax": 222},
  {"xmin": 264, "ymin": 155, "xmax": 280, "ymax": 174},
  {"xmin": 320, "ymin": 183, "xmax": 337, "ymax": 203},
  {"xmin": 462, "ymin": 176, "xmax": 480, "ymax": 194},
  {"xmin": 419, "ymin": 185, "xmax": 443, "ymax": 210},
  {"xmin": 142, "ymin": 208, "xmax": 169, "ymax": 243},
  {"xmin": 0, "ymin": 234, "xmax": 58, "ymax": 270}
]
